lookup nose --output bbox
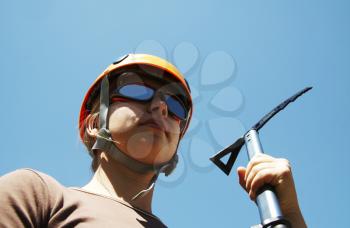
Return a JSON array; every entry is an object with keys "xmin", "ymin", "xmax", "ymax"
[{"xmin": 148, "ymin": 92, "xmax": 168, "ymax": 118}]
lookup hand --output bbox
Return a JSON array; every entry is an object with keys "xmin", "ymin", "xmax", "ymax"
[{"xmin": 237, "ymin": 154, "xmax": 307, "ymax": 228}]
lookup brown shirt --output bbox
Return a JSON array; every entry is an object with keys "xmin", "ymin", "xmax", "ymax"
[{"xmin": 0, "ymin": 169, "xmax": 167, "ymax": 228}]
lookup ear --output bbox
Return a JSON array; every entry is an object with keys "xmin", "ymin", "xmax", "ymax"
[{"xmin": 86, "ymin": 114, "xmax": 99, "ymax": 138}]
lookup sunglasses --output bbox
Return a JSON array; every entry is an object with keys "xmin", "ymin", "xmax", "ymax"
[{"xmin": 111, "ymin": 82, "xmax": 189, "ymax": 121}]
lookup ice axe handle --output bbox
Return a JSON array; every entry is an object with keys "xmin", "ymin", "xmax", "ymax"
[{"xmin": 245, "ymin": 130, "xmax": 291, "ymax": 228}]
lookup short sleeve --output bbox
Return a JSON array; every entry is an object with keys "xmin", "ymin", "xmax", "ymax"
[{"xmin": 0, "ymin": 169, "xmax": 50, "ymax": 228}]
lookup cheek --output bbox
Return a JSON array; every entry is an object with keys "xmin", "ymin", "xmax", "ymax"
[
  {"xmin": 167, "ymin": 119, "xmax": 181, "ymax": 135},
  {"xmin": 166, "ymin": 120, "xmax": 181, "ymax": 149},
  {"xmin": 108, "ymin": 106, "xmax": 141, "ymax": 133}
]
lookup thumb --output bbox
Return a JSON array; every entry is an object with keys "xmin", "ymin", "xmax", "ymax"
[{"xmin": 237, "ymin": 166, "xmax": 247, "ymax": 191}]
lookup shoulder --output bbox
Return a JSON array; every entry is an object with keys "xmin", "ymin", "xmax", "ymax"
[
  {"xmin": 0, "ymin": 168, "xmax": 65, "ymax": 199},
  {"xmin": 1, "ymin": 168, "xmax": 61, "ymax": 186},
  {"xmin": 0, "ymin": 169, "xmax": 66, "ymax": 227}
]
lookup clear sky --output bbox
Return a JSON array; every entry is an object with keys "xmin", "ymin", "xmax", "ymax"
[{"xmin": 1, "ymin": 0, "xmax": 349, "ymax": 227}]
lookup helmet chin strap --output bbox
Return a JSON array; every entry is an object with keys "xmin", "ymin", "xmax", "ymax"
[{"xmin": 92, "ymin": 75, "xmax": 179, "ymax": 201}]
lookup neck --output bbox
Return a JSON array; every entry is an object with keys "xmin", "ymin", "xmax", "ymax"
[{"xmin": 82, "ymin": 152, "xmax": 156, "ymax": 213}]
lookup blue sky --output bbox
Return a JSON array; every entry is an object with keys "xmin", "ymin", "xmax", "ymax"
[{"xmin": 1, "ymin": 0, "xmax": 349, "ymax": 227}]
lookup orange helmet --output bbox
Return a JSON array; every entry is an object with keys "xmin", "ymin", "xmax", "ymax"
[
  {"xmin": 79, "ymin": 53, "xmax": 193, "ymax": 141},
  {"xmin": 78, "ymin": 54, "xmax": 193, "ymax": 199}
]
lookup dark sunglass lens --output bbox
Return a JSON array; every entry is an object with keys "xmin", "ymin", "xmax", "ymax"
[
  {"xmin": 119, "ymin": 84, "xmax": 153, "ymax": 100},
  {"xmin": 165, "ymin": 95, "xmax": 187, "ymax": 120}
]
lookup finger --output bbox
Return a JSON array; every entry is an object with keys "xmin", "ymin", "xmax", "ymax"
[
  {"xmin": 249, "ymin": 168, "xmax": 276, "ymax": 200},
  {"xmin": 249, "ymin": 160, "xmax": 292, "ymax": 200},
  {"xmin": 237, "ymin": 166, "xmax": 247, "ymax": 191},
  {"xmin": 245, "ymin": 162, "xmax": 276, "ymax": 192},
  {"xmin": 244, "ymin": 154, "xmax": 274, "ymax": 181}
]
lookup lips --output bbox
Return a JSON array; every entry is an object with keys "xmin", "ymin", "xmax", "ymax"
[{"xmin": 142, "ymin": 119, "xmax": 165, "ymax": 132}]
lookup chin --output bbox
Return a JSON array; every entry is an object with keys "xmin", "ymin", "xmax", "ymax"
[{"xmin": 125, "ymin": 132, "xmax": 170, "ymax": 161}]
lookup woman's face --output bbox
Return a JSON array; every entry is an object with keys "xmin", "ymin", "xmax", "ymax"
[{"xmin": 107, "ymin": 75, "xmax": 183, "ymax": 165}]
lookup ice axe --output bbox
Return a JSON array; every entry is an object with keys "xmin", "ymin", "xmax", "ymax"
[{"xmin": 210, "ymin": 87, "xmax": 312, "ymax": 228}]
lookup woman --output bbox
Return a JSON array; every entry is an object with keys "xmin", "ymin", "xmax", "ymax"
[{"xmin": 0, "ymin": 54, "xmax": 306, "ymax": 227}]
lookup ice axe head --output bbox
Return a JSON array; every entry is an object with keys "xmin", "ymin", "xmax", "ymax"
[
  {"xmin": 210, "ymin": 87, "xmax": 313, "ymax": 176},
  {"xmin": 209, "ymin": 137, "xmax": 245, "ymax": 175}
]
